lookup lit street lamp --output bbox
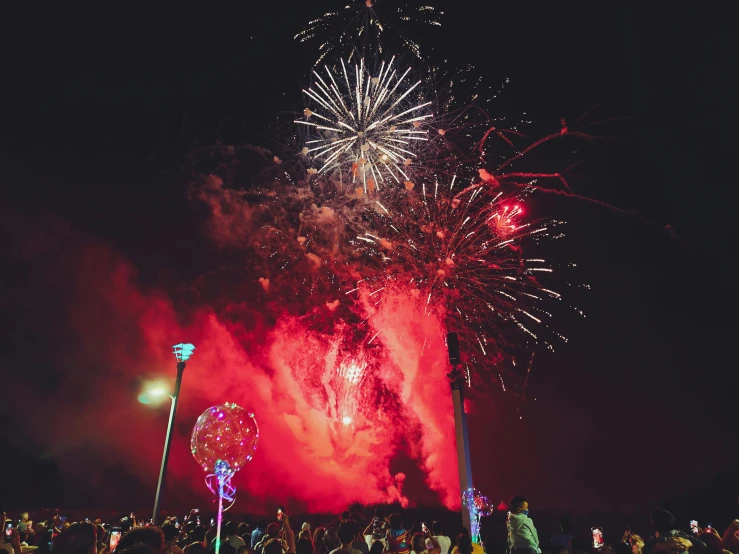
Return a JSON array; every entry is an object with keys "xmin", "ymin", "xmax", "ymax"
[{"xmin": 151, "ymin": 343, "xmax": 195, "ymax": 525}]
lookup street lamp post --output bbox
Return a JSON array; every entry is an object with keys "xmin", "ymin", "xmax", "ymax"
[
  {"xmin": 447, "ymin": 333, "xmax": 474, "ymax": 540},
  {"xmin": 152, "ymin": 343, "xmax": 195, "ymax": 525}
]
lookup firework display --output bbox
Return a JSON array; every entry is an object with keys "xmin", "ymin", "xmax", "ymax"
[
  {"xmin": 295, "ymin": 1, "xmax": 442, "ymax": 65},
  {"xmin": 182, "ymin": 0, "xmax": 593, "ymax": 509},
  {"xmin": 354, "ymin": 176, "xmax": 568, "ymax": 360},
  {"xmin": 296, "ymin": 56, "xmax": 432, "ymax": 190},
  {"xmin": 193, "ymin": 129, "xmax": 581, "ymax": 399}
]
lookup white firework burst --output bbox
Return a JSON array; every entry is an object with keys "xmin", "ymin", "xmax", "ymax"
[
  {"xmin": 295, "ymin": 56, "xmax": 433, "ymax": 192},
  {"xmin": 294, "ymin": 2, "xmax": 442, "ymax": 66}
]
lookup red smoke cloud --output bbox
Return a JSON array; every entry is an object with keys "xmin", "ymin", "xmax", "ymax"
[{"xmin": 2, "ymin": 202, "xmax": 461, "ymax": 512}]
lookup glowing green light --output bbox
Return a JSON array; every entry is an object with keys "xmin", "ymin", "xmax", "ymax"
[
  {"xmin": 138, "ymin": 392, "xmax": 153, "ymax": 405},
  {"xmin": 173, "ymin": 343, "xmax": 196, "ymax": 362}
]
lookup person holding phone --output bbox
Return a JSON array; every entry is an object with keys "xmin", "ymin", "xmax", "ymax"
[
  {"xmin": 362, "ymin": 507, "xmax": 388, "ymax": 549},
  {"xmin": 259, "ymin": 515, "xmax": 296, "ymax": 554},
  {"xmin": 1, "ymin": 513, "xmax": 22, "ymax": 554},
  {"xmin": 621, "ymin": 530, "xmax": 645, "ymax": 554},
  {"xmin": 720, "ymin": 520, "xmax": 739, "ymax": 553},
  {"xmin": 507, "ymin": 496, "xmax": 541, "ymax": 554},
  {"xmin": 162, "ymin": 522, "xmax": 184, "ymax": 554},
  {"xmin": 350, "ymin": 523, "xmax": 369, "ymax": 554},
  {"xmin": 411, "ymin": 532, "xmax": 439, "ymax": 554},
  {"xmin": 643, "ymin": 510, "xmax": 706, "ymax": 554},
  {"xmin": 431, "ymin": 523, "xmax": 450, "ymax": 554}
]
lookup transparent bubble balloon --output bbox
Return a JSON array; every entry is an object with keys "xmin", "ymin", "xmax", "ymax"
[
  {"xmin": 190, "ymin": 403, "xmax": 259, "ymax": 472},
  {"xmin": 462, "ymin": 487, "xmax": 480, "ymax": 509},
  {"xmin": 473, "ymin": 494, "xmax": 494, "ymax": 517},
  {"xmin": 462, "ymin": 488, "xmax": 494, "ymax": 517}
]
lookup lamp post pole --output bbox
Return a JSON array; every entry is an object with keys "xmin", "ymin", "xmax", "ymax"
[
  {"xmin": 447, "ymin": 332, "xmax": 474, "ymax": 539},
  {"xmin": 152, "ymin": 361, "xmax": 184, "ymax": 525},
  {"xmin": 152, "ymin": 343, "xmax": 194, "ymax": 525}
]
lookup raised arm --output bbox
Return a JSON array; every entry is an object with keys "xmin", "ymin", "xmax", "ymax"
[
  {"xmin": 722, "ymin": 521, "xmax": 739, "ymax": 552},
  {"xmin": 284, "ymin": 515, "xmax": 296, "ymax": 554}
]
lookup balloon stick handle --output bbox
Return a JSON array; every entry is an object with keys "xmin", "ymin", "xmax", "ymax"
[
  {"xmin": 215, "ymin": 488, "xmax": 224, "ymax": 554},
  {"xmin": 206, "ymin": 460, "xmax": 235, "ymax": 554}
]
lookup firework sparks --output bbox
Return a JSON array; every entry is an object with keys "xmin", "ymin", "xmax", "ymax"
[
  {"xmin": 338, "ymin": 358, "xmax": 367, "ymax": 385},
  {"xmin": 294, "ymin": 1, "xmax": 443, "ymax": 65},
  {"xmin": 418, "ymin": 63, "xmax": 514, "ymax": 174},
  {"xmin": 353, "ymin": 174, "xmax": 569, "ymax": 370},
  {"xmin": 328, "ymin": 357, "xmax": 369, "ymax": 427},
  {"xmin": 296, "ymin": 57, "xmax": 432, "ymax": 191}
]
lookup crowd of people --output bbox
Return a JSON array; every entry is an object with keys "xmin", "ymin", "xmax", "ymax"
[
  {"xmin": 503, "ymin": 497, "xmax": 739, "ymax": 554},
  {"xmin": 2, "ymin": 498, "xmax": 738, "ymax": 554}
]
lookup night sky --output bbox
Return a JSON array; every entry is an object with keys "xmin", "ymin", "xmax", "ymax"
[{"xmin": 1, "ymin": 0, "xmax": 737, "ymax": 532}]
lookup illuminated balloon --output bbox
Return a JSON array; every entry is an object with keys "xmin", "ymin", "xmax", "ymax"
[
  {"xmin": 473, "ymin": 493, "xmax": 493, "ymax": 517},
  {"xmin": 190, "ymin": 403, "xmax": 259, "ymax": 472},
  {"xmin": 462, "ymin": 487, "xmax": 494, "ymax": 517},
  {"xmin": 462, "ymin": 487, "xmax": 478, "ymax": 508}
]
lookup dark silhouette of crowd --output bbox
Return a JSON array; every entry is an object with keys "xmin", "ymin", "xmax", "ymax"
[{"xmin": 2, "ymin": 499, "xmax": 738, "ymax": 554}]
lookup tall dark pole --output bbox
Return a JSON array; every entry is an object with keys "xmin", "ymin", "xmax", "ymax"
[
  {"xmin": 447, "ymin": 333, "xmax": 474, "ymax": 538},
  {"xmin": 152, "ymin": 360, "xmax": 185, "ymax": 524}
]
